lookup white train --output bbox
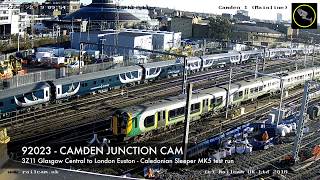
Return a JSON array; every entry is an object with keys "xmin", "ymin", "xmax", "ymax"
[{"xmin": 113, "ymin": 66, "xmax": 320, "ymax": 139}]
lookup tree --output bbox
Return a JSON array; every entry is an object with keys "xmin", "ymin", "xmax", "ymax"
[{"xmin": 208, "ymin": 16, "xmax": 232, "ymax": 41}]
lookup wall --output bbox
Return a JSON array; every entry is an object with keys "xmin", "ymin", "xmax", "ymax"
[{"xmin": 169, "ymin": 17, "xmax": 192, "ymax": 39}]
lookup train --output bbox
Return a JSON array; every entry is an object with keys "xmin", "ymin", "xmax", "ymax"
[
  {"xmin": 112, "ymin": 67, "xmax": 320, "ymax": 141},
  {"xmin": 0, "ymin": 47, "xmax": 318, "ymax": 117}
]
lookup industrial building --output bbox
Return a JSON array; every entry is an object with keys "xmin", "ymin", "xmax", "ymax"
[
  {"xmin": 0, "ymin": 0, "xmax": 20, "ymax": 35},
  {"xmin": 70, "ymin": 29, "xmax": 181, "ymax": 57}
]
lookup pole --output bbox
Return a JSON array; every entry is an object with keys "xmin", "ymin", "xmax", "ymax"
[
  {"xmin": 183, "ymin": 83, "xmax": 192, "ymax": 160},
  {"xmin": 182, "ymin": 57, "xmax": 187, "ymax": 94},
  {"xmin": 304, "ymin": 45, "xmax": 307, "ymax": 68},
  {"xmin": 255, "ymin": 56, "xmax": 258, "ymax": 79},
  {"xmin": 262, "ymin": 47, "xmax": 266, "ymax": 72},
  {"xmin": 225, "ymin": 67, "xmax": 232, "ymax": 119},
  {"xmin": 292, "ymin": 81, "xmax": 310, "ymax": 162},
  {"xmin": 17, "ymin": 34, "xmax": 19, "ymax": 52},
  {"xmin": 79, "ymin": 42, "xmax": 83, "ymax": 74},
  {"xmin": 276, "ymin": 78, "xmax": 284, "ymax": 126},
  {"xmin": 312, "ymin": 44, "xmax": 315, "ymax": 66}
]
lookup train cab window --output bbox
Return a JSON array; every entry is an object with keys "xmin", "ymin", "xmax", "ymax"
[
  {"xmin": 144, "ymin": 115, "xmax": 155, "ymax": 128},
  {"xmin": 45, "ymin": 91, "xmax": 48, "ymax": 97},
  {"xmin": 81, "ymin": 83, "xmax": 85, "ymax": 87},
  {"xmin": 191, "ymin": 103, "xmax": 200, "ymax": 113},
  {"xmin": 57, "ymin": 88, "xmax": 60, "ymax": 94},
  {"xmin": 0, "ymin": 102, "xmax": 3, "ymax": 107}
]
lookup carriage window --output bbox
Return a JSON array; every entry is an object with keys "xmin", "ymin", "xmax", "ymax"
[
  {"xmin": 234, "ymin": 91, "xmax": 243, "ymax": 100},
  {"xmin": 210, "ymin": 98, "xmax": 214, "ymax": 106},
  {"xmin": 216, "ymin": 96, "xmax": 223, "ymax": 105},
  {"xmin": 169, "ymin": 107, "xmax": 185, "ymax": 120},
  {"xmin": 0, "ymin": 102, "xmax": 3, "ymax": 107},
  {"xmin": 45, "ymin": 91, "xmax": 48, "ymax": 97},
  {"xmin": 101, "ymin": 79, "xmax": 105, "ymax": 83},
  {"xmin": 94, "ymin": 81, "xmax": 97, "ymax": 85},
  {"xmin": 11, "ymin": 99, "xmax": 14, "ymax": 104},
  {"xmin": 58, "ymin": 88, "xmax": 60, "ymax": 94},
  {"xmin": 85, "ymin": 83, "xmax": 88, "ymax": 87},
  {"xmin": 144, "ymin": 115, "xmax": 155, "ymax": 128},
  {"xmin": 116, "ymin": 77, "xmax": 119, "ymax": 80},
  {"xmin": 191, "ymin": 103, "xmax": 200, "ymax": 113}
]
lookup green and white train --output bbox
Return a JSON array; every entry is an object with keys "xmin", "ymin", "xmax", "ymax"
[{"xmin": 112, "ymin": 67, "xmax": 320, "ymax": 140}]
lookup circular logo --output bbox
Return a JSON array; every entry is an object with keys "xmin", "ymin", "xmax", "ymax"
[{"xmin": 293, "ymin": 4, "xmax": 316, "ymax": 28}]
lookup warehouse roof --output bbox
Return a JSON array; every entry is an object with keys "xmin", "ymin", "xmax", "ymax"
[{"xmin": 234, "ymin": 24, "xmax": 282, "ymax": 34}]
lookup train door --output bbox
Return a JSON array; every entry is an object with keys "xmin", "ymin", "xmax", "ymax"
[
  {"xmin": 202, "ymin": 99, "xmax": 209, "ymax": 113},
  {"xmin": 157, "ymin": 111, "xmax": 166, "ymax": 129},
  {"xmin": 244, "ymin": 88, "xmax": 249, "ymax": 99}
]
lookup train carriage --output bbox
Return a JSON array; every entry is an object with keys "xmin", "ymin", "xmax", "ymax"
[
  {"xmin": 282, "ymin": 68, "xmax": 314, "ymax": 89},
  {"xmin": 52, "ymin": 65, "xmax": 143, "ymax": 99},
  {"xmin": 142, "ymin": 60, "xmax": 183, "ymax": 80},
  {"xmin": 0, "ymin": 82, "xmax": 50, "ymax": 116},
  {"xmin": 112, "ymin": 87, "xmax": 227, "ymax": 139},
  {"xmin": 201, "ymin": 52, "xmax": 241, "ymax": 69},
  {"xmin": 240, "ymin": 50, "xmax": 262, "ymax": 63}
]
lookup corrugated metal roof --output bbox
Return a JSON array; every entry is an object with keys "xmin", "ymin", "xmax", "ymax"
[{"xmin": 234, "ymin": 24, "xmax": 282, "ymax": 34}]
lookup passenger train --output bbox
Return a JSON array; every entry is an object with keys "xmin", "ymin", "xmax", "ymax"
[
  {"xmin": 112, "ymin": 67, "xmax": 320, "ymax": 141},
  {"xmin": 0, "ymin": 47, "xmax": 318, "ymax": 117}
]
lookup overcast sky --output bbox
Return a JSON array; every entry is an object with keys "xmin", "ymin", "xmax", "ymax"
[{"xmin": 17, "ymin": 0, "xmax": 320, "ymax": 21}]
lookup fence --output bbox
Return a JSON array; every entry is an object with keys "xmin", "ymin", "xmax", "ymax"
[{"xmin": 0, "ymin": 69, "xmax": 56, "ymax": 90}]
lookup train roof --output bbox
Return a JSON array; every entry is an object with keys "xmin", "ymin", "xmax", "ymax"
[
  {"xmin": 0, "ymin": 82, "xmax": 50, "ymax": 99},
  {"xmin": 52, "ymin": 65, "xmax": 142, "ymax": 85},
  {"xmin": 142, "ymin": 60, "xmax": 180, "ymax": 68},
  {"xmin": 120, "ymin": 86, "xmax": 226, "ymax": 114},
  {"xmin": 201, "ymin": 52, "xmax": 240, "ymax": 59}
]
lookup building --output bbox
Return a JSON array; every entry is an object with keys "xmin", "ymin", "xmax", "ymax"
[
  {"xmin": 63, "ymin": 0, "xmax": 147, "ymax": 31},
  {"xmin": 222, "ymin": 13, "xmax": 232, "ymax": 19},
  {"xmin": 70, "ymin": 29, "xmax": 181, "ymax": 56},
  {"xmin": 192, "ymin": 24, "xmax": 209, "ymax": 39},
  {"xmin": 169, "ymin": 16, "xmax": 193, "ymax": 38},
  {"xmin": 231, "ymin": 24, "xmax": 285, "ymax": 46},
  {"xmin": 39, "ymin": 0, "xmax": 80, "ymax": 16},
  {"xmin": 233, "ymin": 12, "xmax": 250, "ymax": 21},
  {"xmin": 0, "ymin": 0, "xmax": 20, "ymax": 35},
  {"xmin": 277, "ymin": 13, "xmax": 282, "ymax": 22},
  {"xmin": 237, "ymin": 10, "xmax": 248, "ymax": 16}
]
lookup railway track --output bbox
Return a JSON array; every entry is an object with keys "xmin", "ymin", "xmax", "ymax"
[{"xmin": 6, "ymin": 60, "xmax": 297, "ymax": 142}]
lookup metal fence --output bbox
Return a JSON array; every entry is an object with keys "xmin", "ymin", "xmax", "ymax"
[{"xmin": 0, "ymin": 69, "xmax": 57, "ymax": 90}]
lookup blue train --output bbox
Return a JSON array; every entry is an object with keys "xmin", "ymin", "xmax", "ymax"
[{"xmin": 0, "ymin": 47, "xmax": 316, "ymax": 117}]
